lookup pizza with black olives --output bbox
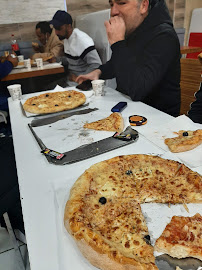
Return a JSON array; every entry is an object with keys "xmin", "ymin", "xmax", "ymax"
[
  {"xmin": 23, "ymin": 90, "xmax": 86, "ymax": 114},
  {"xmin": 164, "ymin": 130, "xmax": 202, "ymax": 153},
  {"xmin": 64, "ymin": 155, "xmax": 202, "ymax": 270}
]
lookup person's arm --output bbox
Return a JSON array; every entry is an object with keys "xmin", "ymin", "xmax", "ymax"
[
  {"xmin": 188, "ymin": 83, "xmax": 202, "ymax": 124},
  {"xmin": 0, "ymin": 60, "xmax": 15, "ymax": 80},
  {"xmin": 100, "ymin": 31, "xmax": 180, "ymax": 101},
  {"xmin": 81, "ymin": 48, "xmax": 102, "ymax": 74}
]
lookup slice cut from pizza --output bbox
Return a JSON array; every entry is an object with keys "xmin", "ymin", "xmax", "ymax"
[
  {"xmin": 155, "ymin": 213, "xmax": 202, "ymax": 260},
  {"xmin": 164, "ymin": 130, "xmax": 202, "ymax": 153},
  {"xmin": 83, "ymin": 112, "xmax": 124, "ymax": 132},
  {"xmin": 23, "ymin": 90, "xmax": 86, "ymax": 114}
]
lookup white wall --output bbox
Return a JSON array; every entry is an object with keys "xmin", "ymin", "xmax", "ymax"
[{"xmin": 0, "ymin": 0, "xmax": 65, "ymax": 24}]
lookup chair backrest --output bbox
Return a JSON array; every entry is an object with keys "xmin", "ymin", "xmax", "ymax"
[
  {"xmin": 186, "ymin": 32, "xmax": 202, "ymax": 59},
  {"xmin": 75, "ymin": 10, "xmax": 117, "ymax": 89},
  {"xmin": 75, "ymin": 9, "xmax": 110, "ymax": 64},
  {"xmin": 180, "ymin": 58, "xmax": 202, "ymax": 115}
]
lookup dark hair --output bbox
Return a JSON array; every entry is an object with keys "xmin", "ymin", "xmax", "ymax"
[{"xmin": 36, "ymin": 21, "xmax": 52, "ymax": 35}]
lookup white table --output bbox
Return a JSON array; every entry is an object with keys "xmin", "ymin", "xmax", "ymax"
[
  {"xmin": 8, "ymin": 87, "xmax": 202, "ymax": 270},
  {"xmin": 2, "ymin": 63, "xmax": 64, "ymax": 82}
]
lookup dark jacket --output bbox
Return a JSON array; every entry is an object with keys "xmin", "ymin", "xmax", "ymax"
[
  {"xmin": 0, "ymin": 60, "xmax": 13, "ymax": 80},
  {"xmin": 100, "ymin": 0, "xmax": 181, "ymax": 117},
  {"xmin": 188, "ymin": 83, "xmax": 202, "ymax": 124}
]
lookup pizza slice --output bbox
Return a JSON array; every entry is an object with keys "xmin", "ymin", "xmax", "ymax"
[
  {"xmin": 155, "ymin": 214, "xmax": 202, "ymax": 260},
  {"xmin": 83, "ymin": 112, "xmax": 124, "ymax": 132},
  {"xmin": 164, "ymin": 130, "xmax": 202, "ymax": 153}
]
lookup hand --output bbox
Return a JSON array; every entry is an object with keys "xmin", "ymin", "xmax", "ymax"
[
  {"xmin": 76, "ymin": 69, "xmax": 102, "ymax": 84},
  {"xmin": 7, "ymin": 54, "xmax": 18, "ymax": 67},
  {"xmin": 104, "ymin": 16, "xmax": 125, "ymax": 45},
  {"xmin": 48, "ymin": 56, "xmax": 56, "ymax": 63},
  {"xmin": 32, "ymin": 42, "xmax": 40, "ymax": 52}
]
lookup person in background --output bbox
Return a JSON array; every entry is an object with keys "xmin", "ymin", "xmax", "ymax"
[
  {"xmin": 187, "ymin": 53, "xmax": 202, "ymax": 124},
  {"xmin": 0, "ymin": 54, "xmax": 18, "ymax": 80},
  {"xmin": 0, "ymin": 53, "xmax": 18, "ymax": 111},
  {"xmin": 32, "ymin": 21, "xmax": 64, "ymax": 61},
  {"xmin": 0, "ymin": 54, "xmax": 24, "ymax": 234},
  {"xmin": 76, "ymin": 0, "xmax": 181, "ymax": 117},
  {"xmin": 50, "ymin": 10, "xmax": 102, "ymax": 83}
]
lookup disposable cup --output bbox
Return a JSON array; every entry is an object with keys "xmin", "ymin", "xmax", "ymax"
[
  {"xmin": 17, "ymin": 55, "xmax": 24, "ymax": 62},
  {"xmin": 7, "ymin": 84, "xmax": 22, "ymax": 101},
  {"xmin": 35, "ymin": 58, "xmax": 43, "ymax": 69},
  {"xmin": 91, "ymin": 80, "xmax": 105, "ymax": 96},
  {"xmin": 24, "ymin": 59, "xmax": 31, "ymax": 69}
]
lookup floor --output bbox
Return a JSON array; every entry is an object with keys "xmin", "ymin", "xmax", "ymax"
[
  {"xmin": 0, "ymin": 112, "xmax": 30, "ymax": 270},
  {"xmin": 0, "ymin": 226, "xmax": 30, "ymax": 270}
]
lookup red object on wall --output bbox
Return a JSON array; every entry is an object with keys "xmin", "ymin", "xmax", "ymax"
[{"xmin": 186, "ymin": 32, "xmax": 202, "ymax": 58}]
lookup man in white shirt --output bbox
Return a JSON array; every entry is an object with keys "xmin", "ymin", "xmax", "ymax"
[{"xmin": 50, "ymin": 10, "xmax": 102, "ymax": 83}]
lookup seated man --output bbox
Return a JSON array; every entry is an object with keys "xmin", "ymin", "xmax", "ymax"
[
  {"xmin": 32, "ymin": 21, "xmax": 64, "ymax": 61},
  {"xmin": 76, "ymin": 0, "xmax": 181, "ymax": 117},
  {"xmin": 188, "ymin": 83, "xmax": 202, "ymax": 124},
  {"xmin": 50, "ymin": 10, "xmax": 102, "ymax": 83}
]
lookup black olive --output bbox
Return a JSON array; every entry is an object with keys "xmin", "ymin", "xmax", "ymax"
[
  {"xmin": 99, "ymin": 197, "xmax": 107, "ymax": 204},
  {"xmin": 55, "ymin": 104, "xmax": 59, "ymax": 106},
  {"xmin": 143, "ymin": 235, "xmax": 151, "ymax": 245},
  {"xmin": 45, "ymin": 94, "xmax": 49, "ymax": 97},
  {"xmin": 68, "ymin": 95, "xmax": 71, "ymax": 98},
  {"xmin": 32, "ymin": 104, "xmax": 36, "ymax": 106},
  {"xmin": 183, "ymin": 131, "xmax": 188, "ymax": 136},
  {"xmin": 126, "ymin": 170, "xmax": 133, "ymax": 175}
]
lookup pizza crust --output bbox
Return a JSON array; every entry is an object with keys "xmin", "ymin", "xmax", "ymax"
[
  {"xmin": 64, "ymin": 155, "xmax": 202, "ymax": 270},
  {"xmin": 165, "ymin": 130, "xmax": 202, "ymax": 153},
  {"xmin": 83, "ymin": 112, "xmax": 124, "ymax": 132},
  {"xmin": 23, "ymin": 90, "xmax": 86, "ymax": 114},
  {"xmin": 155, "ymin": 214, "xmax": 202, "ymax": 260}
]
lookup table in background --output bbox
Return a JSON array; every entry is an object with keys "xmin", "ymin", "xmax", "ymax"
[
  {"xmin": 180, "ymin": 46, "xmax": 202, "ymax": 54},
  {"xmin": 1, "ymin": 63, "xmax": 64, "ymax": 81}
]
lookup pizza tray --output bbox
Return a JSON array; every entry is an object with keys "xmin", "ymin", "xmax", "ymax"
[{"xmin": 20, "ymin": 85, "xmax": 94, "ymax": 118}]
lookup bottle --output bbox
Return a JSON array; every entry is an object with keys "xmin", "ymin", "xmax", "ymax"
[{"xmin": 11, "ymin": 34, "xmax": 21, "ymax": 56}]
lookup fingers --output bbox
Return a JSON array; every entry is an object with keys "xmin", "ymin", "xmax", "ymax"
[{"xmin": 76, "ymin": 75, "xmax": 85, "ymax": 84}]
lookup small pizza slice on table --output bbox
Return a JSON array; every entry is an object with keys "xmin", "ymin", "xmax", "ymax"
[
  {"xmin": 23, "ymin": 90, "xmax": 86, "ymax": 114},
  {"xmin": 83, "ymin": 112, "xmax": 124, "ymax": 132},
  {"xmin": 164, "ymin": 129, "xmax": 202, "ymax": 153},
  {"xmin": 155, "ymin": 214, "xmax": 202, "ymax": 260}
]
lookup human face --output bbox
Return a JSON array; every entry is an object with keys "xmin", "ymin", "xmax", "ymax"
[
  {"xmin": 109, "ymin": 0, "xmax": 149, "ymax": 36},
  {"xmin": 36, "ymin": 28, "xmax": 47, "ymax": 45},
  {"xmin": 54, "ymin": 24, "xmax": 71, "ymax": 40}
]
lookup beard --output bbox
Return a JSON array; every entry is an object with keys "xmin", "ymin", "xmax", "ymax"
[{"xmin": 58, "ymin": 35, "xmax": 66, "ymax": 40}]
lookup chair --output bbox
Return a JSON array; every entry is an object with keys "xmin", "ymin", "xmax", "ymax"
[
  {"xmin": 75, "ymin": 10, "xmax": 117, "ymax": 89},
  {"xmin": 186, "ymin": 32, "xmax": 202, "ymax": 59},
  {"xmin": 0, "ymin": 110, "xmax": 7, "ymax": 124},
  {"xmin": 180, "ymin": 57, "xmax": 202, "ymax": 115}
]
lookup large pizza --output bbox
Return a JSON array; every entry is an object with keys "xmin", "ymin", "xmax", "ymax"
[
  {"xmin": 64, "ymin": 154, "xmax": 202, "ymax": 270},
  {"xmin": 23, "ymin": 90, "xmax": 86, "ymax": 114}
]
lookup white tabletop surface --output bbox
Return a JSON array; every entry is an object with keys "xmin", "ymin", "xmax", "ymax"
[{"xmin": 8, "ymin": 87, "xmax": 202, "ymax": 270}]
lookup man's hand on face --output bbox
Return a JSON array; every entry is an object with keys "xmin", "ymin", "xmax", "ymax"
[
  {"xmin": 104, "ymin": 16, "xmax": 126, "ymax": 45},
  {"xmin": 7, "ymin": 54, "xmax": 18, "ymax": 67}
]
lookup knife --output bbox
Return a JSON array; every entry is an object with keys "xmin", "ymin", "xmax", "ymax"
[
  {"xmin": 31, "ymin": 108, "xmax": 98, "ymax": 127},
  {"xmin": 28, "ymin": 125, "xmax": 139, "ymax": 165}
]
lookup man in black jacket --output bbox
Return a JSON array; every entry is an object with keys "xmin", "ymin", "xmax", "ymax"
[{"xmin": 76, "ymin": 0, "xmax": 181, "ymax": 117}]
